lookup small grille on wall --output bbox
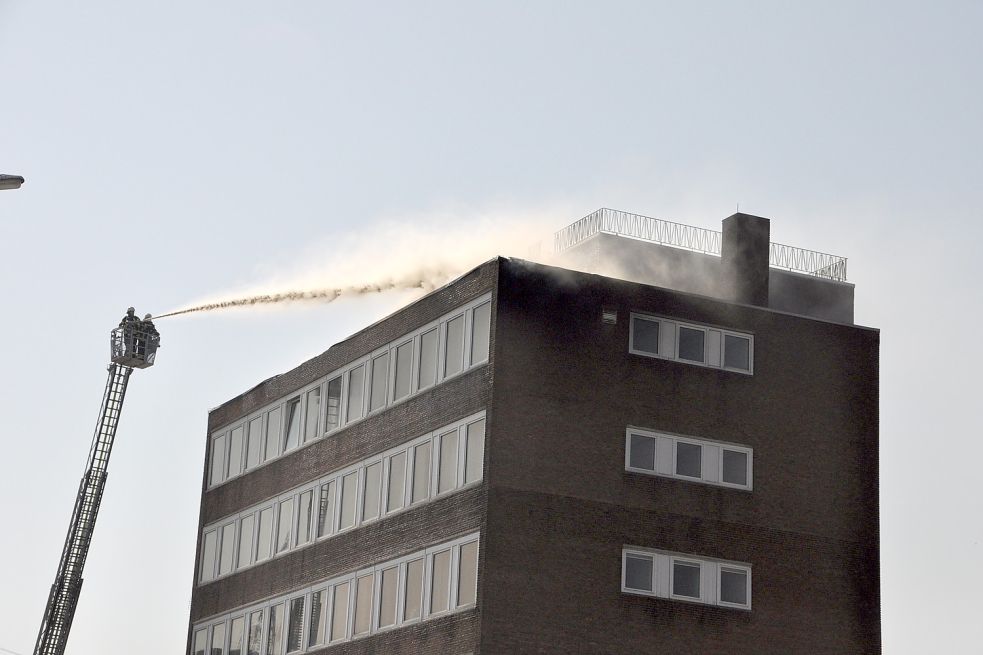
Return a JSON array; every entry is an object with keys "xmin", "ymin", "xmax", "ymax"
[{"xmin": 602, "ymin": 308, "xmax": 618, "ymax": 324}]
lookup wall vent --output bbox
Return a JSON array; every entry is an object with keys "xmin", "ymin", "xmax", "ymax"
[{"xmin": 602, "ymin": 308, "xmax": 618, "ymax": 324}]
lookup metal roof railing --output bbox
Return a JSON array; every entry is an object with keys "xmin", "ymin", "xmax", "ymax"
[{"xmin": 553, "ymin": 207, "xmax": 847, "ymax": 282}]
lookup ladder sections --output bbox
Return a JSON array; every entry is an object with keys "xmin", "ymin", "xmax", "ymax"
[{"xmin": 34, "ymin": 364, "xmax": 133, "ymax": 655}]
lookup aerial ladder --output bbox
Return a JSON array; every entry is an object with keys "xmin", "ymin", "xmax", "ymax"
[{"xmin": 33, "ymin": 309, "xmax": 161, "ymax": 655}]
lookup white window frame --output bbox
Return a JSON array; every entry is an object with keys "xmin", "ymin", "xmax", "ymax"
[
  {"xmin": 621, "ymin": 551, "xmax": 655, "ymax": 593},
  {"xmin": 628, "ymin": 311, "xmax": 753, "ymax": 375},
  {"xmin": 199, "ymin": 411, "xmax": 487, "ymax": 585},
  {"xmin": 625, "ymin": 427, "xmax": 753, "ymax": 491},
  {"xmin": 669, "ymin": 556, "xmax": 705, "ymax": 602},
  {"xmin": 621, "ymin": 547, "xmax": 751, "ymax": 611},
  {"xmin": 192, "ymin": 532, "xmax": 480, "ymax": 654},
  {"xmin": 672, "ymin": 438, "xmax": 704, "ymax": 480},
  {"xmin": 717, "ymin": 564, "xmax": 753, "ymax": 610},
  {"xmin": 204, "ymin": 294, "xmax": 492, "ymax": 490},
  {"xmin": 624, "ymin": 432, "xmax": 657, "ymax": 474}
]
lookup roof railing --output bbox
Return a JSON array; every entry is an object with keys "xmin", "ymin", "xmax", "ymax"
[{"xmin": 554, "ymin": 208, "xmax": 847, "ymax": 282}]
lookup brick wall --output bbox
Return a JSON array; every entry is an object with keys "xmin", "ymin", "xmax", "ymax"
[{"xmin": 481, "ymin": 259, "xmax": 879, "ymax": 654}]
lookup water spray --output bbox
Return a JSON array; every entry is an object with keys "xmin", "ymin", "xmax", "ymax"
[{"xmin": 151, "ymin": 278, "xmax": 445, "ymax": 320}]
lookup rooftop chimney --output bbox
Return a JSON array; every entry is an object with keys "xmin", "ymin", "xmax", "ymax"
[{"xmin": 721, "ymin": 213, "xmax": 770, "ymax": 306}]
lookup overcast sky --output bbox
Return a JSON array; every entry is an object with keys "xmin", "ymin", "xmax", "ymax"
[{"xmin": 1, "ymin": 1, "xmax": 981, "ymax": 653}]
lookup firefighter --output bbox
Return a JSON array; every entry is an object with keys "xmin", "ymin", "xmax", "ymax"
[{"xmin": 119, "ymin": 307, "xmax": 140, "ymax": 357}]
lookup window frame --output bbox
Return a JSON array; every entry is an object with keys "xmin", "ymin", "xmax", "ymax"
[
  {"xmin": 628, "ymin": 311, "xmax": 754, "ymax": 375},
  {"xmin": 621, "ymin": 547, "xmax": 752, "ymax": 611},
  {"xmin": 717, "ymin": 563, "xmax": 753, "ymax": 610},
  {"xmin": 669, "ymin": 556, "xmax": 704, "ymax": 602},
  {"xmin": 672, "ymin": 438, "xmax": 704, "ymax": 480},
  {"xmin": 192, "ymin": 533, "xmax": 481, "ymax": 655},
  {"xmin": 621, "ymin": 551, "xmax": 655, "ymax": 594},
  {"xmin": 199, "ymin": 411, "xmax": 487, "ymax": 585},
  {"xmin": 205, "ymin": 294, "xmax": 492, "ymax": 490},
  {"xmin": 625, "ymin": 427, "xmax": 753, "ymax": 491}
]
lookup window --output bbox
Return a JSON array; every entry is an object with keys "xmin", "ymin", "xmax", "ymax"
[
  {"xmin": 622, "ymin": 547, "xmax": 751, "ymax": 610},
  {"xmin": 266, "ymin": 603, "xmax": 283, "ymax": 655},
  {"xmin": 199, "ymin": 413, "xmax": 486, "ymax": 583},
  {"xmin": 286, "ymin": 596, "xmax": 304, "ymax": 653},
  {"xmin": 330, "ymin": 583, "xmax": 350, "ymax": 642},
  {"xmin": 631, "ymin": 315, "xmax": 659, "ymax": 355},
  {"xmin": 297, "ymin": 490, "xmax": 313, "ymax": 546},
  {"xmin": 437, "ymin": 431, "xmax": 458, "ymax": 494},
  {"xmin": 677, "ymin": 326, "xmax": 706, "ymax": 363},
  {"xmin": 246, "ymin": 417, "xmax": 263, "ymax": 470},
  {"xmin": 378, "ymin": 566, "xmax": 399, "ymax": 628},
  {"xmin": 256, "ymin": 507, "xmax": 274, "ymax": 561},
  {"xmin": 317, "ymin": 482, "xmax": 335, "ymax": 538},
  {"xmin": 211, "ymin": 623, "xmax": 226, "ymax": 655},
  {"xmin": 339, "ymin": 472, "xmax": 358, "ymax": 530},
  {"xmin": 387, "ymin": 452, "xmax": 406, "ymax": 512},
  {"xmin": 672, "ymin": 559, "xmax": 701, "ymax": 599},
  {"xmin": 219, "ymin": 523, "xmax": 236, "ymax": 576},
  {"xmin": 724, "ymin": 333, "xmax": 751, "ymax": 371},
  {"xmin": 444, "ymin": 315, "xmax": 465, "ymax": 377},
  {"xmin": 308, "ymin": 590, "xmax": 327, "ymax": 648},
  {"xmin": 229, "ymin": 616, "xmax": 244, "ymax": 655},
  {"xmin": 369, "ymin": 353, "xmax": 389, "ymax": 412},
  {"xmin": 470, "ymin": 302, "xmax": 491, "ymax": 365},
  {"xmin": 265, "ymin": 407, "xmax": 281, "ymax": 462},
  {"xmin": 200, "ymin": 530, "xmax": 216, "ymax": 582},
  {"xmin": 418, "ymin": 328, "xmax": 438, "ymax": 389},
  {"xmin": 430, "ymin": 549, "xmax": 451, "ymax": 614},
  {"xmin": 238, "ymin": 515, "xmax": 254, "ymax": 569},
  {"xmin": 304, "ymin": 387, "xmax": 320, "ymax": 443},
  {"xmin": 629, "ymin": 312, "xmax": 753, "ymax": 374},
  {"xmin": 353, "ymin": 574, "xmax": 373, "ymax": 636},
  {"xmin": 193, "ymin": 533, "xmax": 481, "ymax": 652},
  {"xmin": 325, "ymin": 377, "xmax": 341, "ymax": 431},
  {"xmin": 393, "ymin": 341, "xmax": 413, "ymax": 401},
  {"xmin": 720, "ymin": 566, "xmax": 750, "ymax": 607},
  {"xmin": 210, "ymin": 435, "xmax": 226, "ymax": 486},
  {"xmin": 457, "ymin": 540, "xmax": 478, "ymax": 607},
  {"xmin": 411, "ymin": 442, "xmax": 431, "ymax": 503},
  {"xmin": 229, "ymin": 426, "xmax": 244, "ymax": 478},
  {"xmin": 283, "ymin": 398, "xmax": 301, "ymax": 452},
  {"xmin": 722, "ymin": 449, "xmax": 749, "ymax": 486},
  {"xmin": 193, "ymin": 629, "xmax": 206, "ymax": 655},
  {"xmin": 346, "ymin": 366, "xmax": 365, "ymax": 422},
  {"xmin": 403, "ymin": 558, "xmax": 424, "ymax": 621},
  {"xmin": 624, "ymin": 553, "xmax": 654, "ymax": 592},
  {"xmin": 625, "ymin": 428, "xmax": 752, "ymax": 490},
  {"xmin": 247, "ymin": 611, "xmax": 263, "ymax": 655},
  {"xmin": 464, "ymin": 419, "xmax": 484, "ymax": 485},
  {"xmin": 362, "ymin": 462, "xmax": 382, "ymax": 522},
  {"xmin": 216, "ymin": 297, "xmax": 491, "ymax": 480},
  {"xmin": 276, "ymin": 499, "xmax": 293, "ymax": 554},
  {"xmin": 627, "ymin": 433, "xmax": 656, "ymax": 471},
  {"xmin": 675, "ymin": 441, "xmax": 702, "ymax": 478}
]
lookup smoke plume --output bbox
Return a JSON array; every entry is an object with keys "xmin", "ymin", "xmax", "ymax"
[{"xmin": 152, "ymin": 207, "xmax": 567, "ymax": 320}]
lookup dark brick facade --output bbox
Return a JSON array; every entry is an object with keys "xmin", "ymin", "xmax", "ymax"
[
  {"xmin": 188, "ymin": 256, "xmax": 880, "ymax": 654},
  {"xmin": 481, "ymin": 260, "xmax": 879, "ymax": 654}
]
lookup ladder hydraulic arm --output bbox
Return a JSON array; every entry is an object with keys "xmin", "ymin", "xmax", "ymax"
[{"xmin": 33, "ymin": 310, "xmax": 160, "ymax": 655}]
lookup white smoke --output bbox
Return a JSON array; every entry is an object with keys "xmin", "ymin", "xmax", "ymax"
[{"xmin": 154, "ymin": 206, "xmax": 569, "ymax": 319}]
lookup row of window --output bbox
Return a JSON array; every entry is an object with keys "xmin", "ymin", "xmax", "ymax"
[
  {"xmin": 628, "ymin": 312, "xmax": 753, "ymax": 374},
  {"xmin": 621, "ymin": 547, "xmax": 751, "ymax": 610},
  {"xmin": 193, "ymin": 533, "xmax": 480, "ymax": 655},
  {"xmin": 208, "ymin": 294, "xmax": 493, "ymax": 488},
  {"xmin": 625, "ymin": 427, "xmax": 753, "ymax": 490},
  {"xmin": 200, "ymin": 413, "xmax": 486, "ymax": 584}
]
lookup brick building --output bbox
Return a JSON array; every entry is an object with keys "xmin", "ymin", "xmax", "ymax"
[{"xmin": 188, "ymin": 210, "xmax": 880, "ymax": 654}]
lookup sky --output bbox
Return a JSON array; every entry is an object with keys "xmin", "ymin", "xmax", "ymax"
[{"xmin": 0, "ymin": 1, "xmax": 981, "ymax": 653}]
